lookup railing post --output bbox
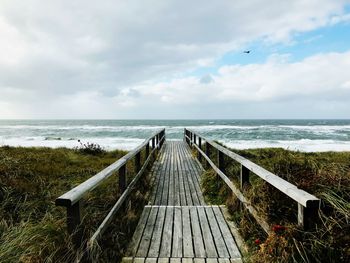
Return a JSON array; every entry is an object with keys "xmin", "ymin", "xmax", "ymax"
[
  {"xmin": 119, "ymin": 164, "xmax": 127, "ymax": 211},
  {"xmin": 190, "ymin": 132, "xmax": 193, "ymax": 146},
  {"xmin": 198, "ymin": 137, "xmax": 202, "ymax": 162},
  {"xmin": 298, "ymin": 200, "xmax": 320, "ymax": 230},
  {"xmin": 152, "ymin": 137, "xmax": 155, "ymax": 149},
  {"xmin": 66, "ymin": 201, "xmax": 83, "ymax": 249},
  {"xmin": 135, "ymin": 152, "xmax": 141, "ymax": 174},
  {"xmin": 194, "ymin": 134, "xmax": 197, "ymax": 145},
  {"xmin": 205, "ymin": 142, "xmax": 210, "ymax": 169},
  {"xmin": 217, "ymin": 150, "xmax": 225, "ymax": 190},
  {"xmin": 146, "ymin": 142, "xmax": 150, "ymax": 157},
  {"xmin": 240, "ymin": 165, "xmax": 250, "ymax": 189}
]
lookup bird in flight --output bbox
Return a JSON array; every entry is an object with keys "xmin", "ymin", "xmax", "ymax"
[{"xmin": 243, "ymin": 50, "xmax": 251, "ymax": 54}]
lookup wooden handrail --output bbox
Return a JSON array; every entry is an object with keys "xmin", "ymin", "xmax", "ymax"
[
  {"xmin": 56, "ymin": 129, "xmax": 165, "ymax": 249},
  {"xmin": 184, "ymin": 128, "xmax": 320, "ymax": 231}
]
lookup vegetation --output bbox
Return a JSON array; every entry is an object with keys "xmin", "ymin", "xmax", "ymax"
[
  {"xmin": 0, "ymin": 145, "xmax": 153, "ymax": 262},
  {"xmin": 200, "ymin": 147, "xmax": 350, "ymax": 263}
]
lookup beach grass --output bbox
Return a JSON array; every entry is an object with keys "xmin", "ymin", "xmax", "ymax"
[
  {"xmin": 1, "ymin": 144, "xmax": 349, "ymax": 262},
  {"xmin": 200, "ymin": 147, "xmax": 350, "ymax": 262},
  {"xmin": 0, "ymin": 145, "xmax": 153, "ymax": 262}
]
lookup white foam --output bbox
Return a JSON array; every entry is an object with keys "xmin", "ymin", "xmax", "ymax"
[
  {"xmin": 0, "ymin": 137, "xmax": 144, "ymax": 151},
  {"xmin": 223, "ymin": 139, "xmax": 350, "ymax": 152}
]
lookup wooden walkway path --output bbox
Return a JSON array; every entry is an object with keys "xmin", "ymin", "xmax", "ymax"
[{"xmin": 123, "ymin": 141, "xmax": 242, "ymax": 262}]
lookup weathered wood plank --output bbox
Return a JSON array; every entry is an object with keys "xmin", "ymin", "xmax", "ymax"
[
  {"xmin": 212, "ymin": 206, "xmax": 241, "ymax": 259},
  {"xmin": 172, "ymin": 206, "xmax": 183, "ymax": 257},
  {"xmin": 190, "ymin": 207, "xmax": 206, "ymax": 257},
  {"xmin": 148, "ymin": 206, "xmax": 166, "ymax": 257},
  {"xmin": 159, "ymin": 206, "xmax": 174, "ymax": 257},
  {"xmin": 136, "ymin": 206, "xmax": 159, "ymax": 257},
  {"xmin": 182, "ymin": 206, "xmax": 194, "ymax": 258},
  {"xmin": 133, "ymin": 257, "xmax": 145, "ymax": 263},
  {"xmin": 205, "ymin": 206, "xmax": 230, "ymax": 258},
  {"xmin": 197, "ymin": 206, "xmax": 218, "ymax": 258},
  {"xmin": 127, "ymin": 207, "xmax": 152, "ymax": 256}
]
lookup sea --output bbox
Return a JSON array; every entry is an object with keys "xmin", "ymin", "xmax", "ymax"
[{"xmin": 0, "ymin": 119, "xmax": 350, "ymax": 152}]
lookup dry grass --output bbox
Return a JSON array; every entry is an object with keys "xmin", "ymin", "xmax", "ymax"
[{"xmin": 0, "ymin": 146, "xmax": 154, "ymax": 262}]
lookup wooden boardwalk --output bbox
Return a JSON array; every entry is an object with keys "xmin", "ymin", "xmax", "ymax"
[{"xmin": 123, "ymin": 141, "xmax": 242, "ymax": 262}]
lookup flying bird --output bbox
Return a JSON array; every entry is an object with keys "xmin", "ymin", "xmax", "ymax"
[{"xmin": 243, "ymin": 50, "xmax": 251, "ymax": 54}]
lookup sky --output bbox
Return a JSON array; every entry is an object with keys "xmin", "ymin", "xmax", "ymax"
[{"xmin": 1, "ymin": 0, "xmax": 350, "ymax": 119}]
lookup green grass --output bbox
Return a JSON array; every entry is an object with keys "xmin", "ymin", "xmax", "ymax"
[
  {"xmin": 199, "ymin": 147, "xmax": 350, "ymax": 263},
  {"xmin": 0, "ymin": 146, "xmax": 154, "ymax": 262}
]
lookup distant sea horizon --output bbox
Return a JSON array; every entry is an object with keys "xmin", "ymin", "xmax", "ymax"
[{"xmin": 1, "ymin": 119, "xmax": 350, "ymax": 152}]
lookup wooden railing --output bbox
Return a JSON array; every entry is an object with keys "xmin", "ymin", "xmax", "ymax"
[
  {"xmin": 184, "ymin": 128, "xmax": 320, "ymax": 232},
  {"xmin": 56, "ymin": 129, "xmax": 165, "ymax": 249}
]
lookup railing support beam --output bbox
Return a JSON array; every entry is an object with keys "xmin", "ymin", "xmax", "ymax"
[
  {"xmin": 298, "ymin": 200, "xmax": 320, "ymax": 230},
  {"xmin": 198, "ymin": 137, "xmax": 202, "ymax": 162},
  {"xmin": 240, "ymin": 165, "xmax": 250, "ymax": 189},
  {"xmin": 67, "ymin": 201, "xmax": 83, "ymax": 249}
]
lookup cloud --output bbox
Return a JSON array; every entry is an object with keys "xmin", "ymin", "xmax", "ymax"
[
  {"xmin": 125, "ymin": 51, "xmax": 350, "ymax": 118},
  {"xmin": 0, "ymin": 0, "xmax": 349, "ymax": 118}
]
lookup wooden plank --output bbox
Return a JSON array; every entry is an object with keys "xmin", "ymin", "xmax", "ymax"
[
  {"xmin": 145, "ymin": 258, "xmax": 157, "ymax": 263},
  {"xmin": 182, "ymin": 259, "xmax": 193, "ymax": 263},
  {"xmin": 127, "ymin": 207, "xmax": 152, "ymax": 256},
  {"xmin": 212, "ymin": 206, "xmax": 241, "ymax": 259},
  {"xmin": 170, "ymin": 258, "xmax": 181, "ymax": 263},
  {"xmin": 173, "ymin": 143, "xmax": 180, "ymax": 206},
  {"xmin": 136, "ymin": 206, "xmax": 159, "ymax": 257},
  {"xmin": 149, "ymin": 145, "xmax": 166, "ymax": 204},
  {"xmin": 193, "ymin": 259, "xmax": 205, "ymax": 263},
  {"xmin": 175, "ymin": 143, "xmax": 185, "ymax": 206},
  {"xmin": 206, "ymin": 259, "xmax": 218, "ymax": 263},
  {"xmin": 148, "ymin": 206, "xmax": 166, "ymax": 257},
  {"xmin": 168, "ymin": 142, "xmax": 175, "ymax": 206},
  {"xmin": 157, "ymin": 259, "xmax": 169, "ymax": 263},
  {"xmin": 172, "ymin": 206, "xmax": 183, "ymax": 257},
  {"xmin": 190, "ymin": 207, "xmax": 206, "ymax": 257},
  {"xmin": 217, "ymin": 259, "xmax": 230, "ymax": 263},
  {"xmin": 153, "ymin": 145, "xmax": 167, "ymax": 205},
  {"xmin": 220, "ymin": 206, "xmax": 248, "ymax": 254},
  {"xmin": 179, "ymin": 143, "xmax": 204, "ymax": 205},
  {"xmin": 179, "ymin": 145, "xmax": 193, "ymax": 206},
  {"xmin": 197, "ymin": 206, "xmax": 218, "ymax": 258},
  {"xmin": 159, "ymin": 206, "xmax": 174, "ymax": 257},
  {"xmin": 205, "ymin": 207, "xmax": 230, "ymax": 258},
  {"xmin": 161, "ymin": 144, "xmax": 171, "ymax": 205},
  {"xmin": 133, "ymin": 258, "xmax": 145, "ymax": 263},
  {"xmin": 182, "ymin": 206, "xmax": 194, "ymax": 258},
  {"xmin": 121, "ymin": 257, "xmax": 133, "ymax": 263}
]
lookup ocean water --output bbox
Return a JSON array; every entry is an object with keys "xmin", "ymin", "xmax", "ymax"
[{"xmin": 0, "ymin": 119, "xmax": 350, "ymax": 152}]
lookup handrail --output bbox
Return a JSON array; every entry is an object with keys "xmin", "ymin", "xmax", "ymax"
[
  {"xmin": 184, "ymin": 128, "xmax": 320, "ymax": 231},
  {"xmin": 56, "ymin": 129, "xmax": 165, "ymax": 250},
  {"xmin": 56, "ymin": 130, "xmax": 163, "ymax": 207}
]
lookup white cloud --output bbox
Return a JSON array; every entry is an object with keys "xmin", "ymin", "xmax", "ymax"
[
  {"xmin": 126, "ymin": 51, "xmax": 350, "ymax": 117},
  {"xmin": 0, "ymin": 0, "xmax": 350, "ymax": 118}
]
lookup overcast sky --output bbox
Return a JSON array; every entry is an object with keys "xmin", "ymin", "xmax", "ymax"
[{"xmin": 1, "ymin": 0, "xmax": 350, "ymax": 119}]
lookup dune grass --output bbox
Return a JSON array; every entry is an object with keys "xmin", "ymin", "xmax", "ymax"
[
  {"xmin": 0, "ymin": 145, "xmax": 153, "ymax": 262},
  {"xmin": 200, "ymin": 147, "xmax": 350, "ymax": 263}
]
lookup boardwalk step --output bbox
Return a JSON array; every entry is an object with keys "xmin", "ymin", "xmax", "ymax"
[
  {"xmin": 122, "ymin": 257, "xmax": 242, "ymax": 262},
  {"xmin": 126, "ymin": 205, "xmax": 241, "ymax": 259}
]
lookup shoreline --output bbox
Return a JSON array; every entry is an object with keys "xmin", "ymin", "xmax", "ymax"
[{"xmin": 1, "ymin": 139, "xmax": 350, "ymax": 153}]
